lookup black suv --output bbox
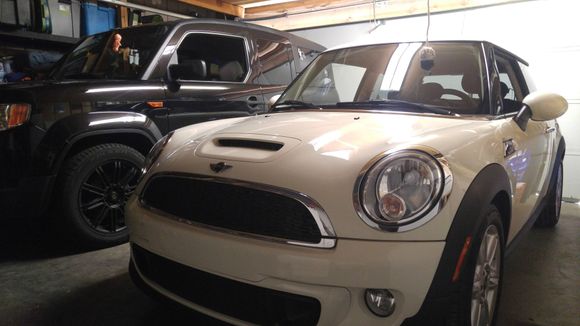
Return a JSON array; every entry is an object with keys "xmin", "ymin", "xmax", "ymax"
[{"xmin": 0, "ymin": 19, "xmax": 324, "ymax": 247}]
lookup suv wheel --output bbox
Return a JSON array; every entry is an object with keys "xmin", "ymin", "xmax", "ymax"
[
  {"xmin": 535, "ymin": 160, "xmax": 563, "ymax": 227},
  {"xmin": 59, "ymin": 143, "xmax": 144, "ymax": 248}
]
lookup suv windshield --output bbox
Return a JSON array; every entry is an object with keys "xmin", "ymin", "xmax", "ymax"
[
  {"xmin": 278, "ymin": 42, "xmax": 487, "ymax": 115},
  {"xmin": 49, "ymin": 25, "xmax": 171, "ymax": 80}
]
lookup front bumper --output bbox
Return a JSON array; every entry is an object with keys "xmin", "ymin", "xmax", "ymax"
[{"xmin": 126, "ymin": 197, "xmax": 445, "ymax": 325}]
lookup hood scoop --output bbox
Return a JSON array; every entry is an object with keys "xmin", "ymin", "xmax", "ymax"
[
  {"xmin": 196, "ymin": 133, "xmax": 301, "ymax": 163},
  {"xmin": 216, "ymin": 138, "xmax": 283, "ymax": 151}
]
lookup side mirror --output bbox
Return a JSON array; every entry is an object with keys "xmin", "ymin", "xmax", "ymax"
[
  {"xmin": 267, "ymin": 94, "xmax": 281, "ymax": 110},
  {"xmin": 514, "ymin": 92, "xmax": 567, "ymax": 131},
  {"xmin": 523, "ymin": 91, "xmax": 567, "ymax": 121},
  {"xmin": 165, "ymin": 60, "xmax": 207, "ymax": 92}
]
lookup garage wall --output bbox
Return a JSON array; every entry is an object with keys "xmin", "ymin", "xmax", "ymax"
[{"xmin": 293, "ymin": 0, "xmax": 580, "ymax": 200}]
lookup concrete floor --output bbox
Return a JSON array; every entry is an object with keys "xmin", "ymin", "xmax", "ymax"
[{"xmin": 0, "ymin": 203, "xmax": 579, "ymax": 326}]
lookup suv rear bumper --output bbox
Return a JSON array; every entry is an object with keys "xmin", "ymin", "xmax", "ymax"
[{"xmin": 0, "ymin": 174, "xmax": 55, "ymax": 219}]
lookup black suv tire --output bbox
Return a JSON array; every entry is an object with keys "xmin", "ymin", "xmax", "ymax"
[{"xmin": 59, "ymin": 143, "xmax": 144, "ymax": 248}]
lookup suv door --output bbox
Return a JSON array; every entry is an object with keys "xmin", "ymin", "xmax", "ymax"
[
  {"xmin": 162, "ymin": 32, "xmax": 266, "ymax": 131},
  {"xmin": 493, "ymin": 50, "xmax": 554, "ymax": 241}
]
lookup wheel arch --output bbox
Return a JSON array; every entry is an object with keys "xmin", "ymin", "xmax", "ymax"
[
  {"xmin": 32, "ymin": 112, "xmax": 162, "ymax": 177},
  {"xmin": 402, "ymin": 163, "xmax": 512, "ymax": 325}
]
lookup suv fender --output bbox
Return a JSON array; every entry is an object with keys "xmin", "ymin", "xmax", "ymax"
[{"xmin": 32, "ymin": 111, "xmax": 162, "ymax": 177}]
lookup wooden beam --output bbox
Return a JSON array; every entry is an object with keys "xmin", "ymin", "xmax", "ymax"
[
  {"xmin": 178, "ymin": 0, "xmax": 245, "ymax": 17},
  {"xmin": 246, "ymin": 0, "xmax": 529, "ymax": 30}
]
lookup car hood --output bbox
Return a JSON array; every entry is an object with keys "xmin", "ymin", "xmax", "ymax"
[
  {"xmin": 150, "ymin": 110, "xmax": 494, "ymax": 242},
  {"xmin": 187, "ymin": 110, "xmax": 482, "ymax": 163}
]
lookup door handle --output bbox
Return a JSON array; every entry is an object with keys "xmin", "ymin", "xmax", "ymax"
[
  {"xmin": 545, "ymin": 127, "xmax": 556, "ymax": 134},
  {"xmin": 247, "ymin": 96, "xmax": 264, "ymax": 108}
]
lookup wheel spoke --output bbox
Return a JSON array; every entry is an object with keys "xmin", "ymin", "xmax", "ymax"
[
  {"xmin": 110, "ymin": 207, "xmax": 118, "ymax": 232},
  {"xmin": 486, "ymin": 234, "xmax": 499, "ymax": 263},
  {"xmin": 119, "ymin": 166, "xmax": 138, "ymax": 187},
  {"xmin": 81, "ymin": 182, "xmax": 105, "ymax": 197},
  {"xmin": 95, "ymin": 166, "xmax": 112, "ymax": 187},
  {"xmin": 113, "ymin": 160, "xmax": 123, "ymax": 184},
  {"xmin": 81, "ymin": 198, "xmax": 105, "ymax": 211},
  {"xmin": 481, "ymin": 299, "xmax": 490, "ymax": 326},
  {"xmin": 92, "ymin": 206, "xmax": 109, "ymax": 228}
]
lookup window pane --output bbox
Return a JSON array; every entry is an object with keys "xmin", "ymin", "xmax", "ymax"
[{"xmin": 173, "ymin": 34, "xmax": 248, "ymax": 82}]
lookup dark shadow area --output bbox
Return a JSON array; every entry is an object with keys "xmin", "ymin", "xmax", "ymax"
[
  {"xmin": 0, "ymin": 215, "xmax": 98, "ymax": 261},
  {"xmin": 3, "ymin": 271, "xmax": 229, "ymax": 326}
]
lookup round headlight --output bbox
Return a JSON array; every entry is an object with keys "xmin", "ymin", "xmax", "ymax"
[{"xmin": 356, "ymin": 150, "xmax": 450, "ymax": 231}]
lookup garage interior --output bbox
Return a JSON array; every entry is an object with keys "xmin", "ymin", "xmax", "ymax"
[{"xmin": 1, "ymin": 0, "xmax": 579, "ymax": 325}]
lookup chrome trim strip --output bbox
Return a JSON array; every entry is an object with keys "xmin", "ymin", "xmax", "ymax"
[
  {"xmin": 353, "ymin": 146, "xmax": 453, "ymax": 232},
  {"xmin": 139, "ymin": 173, "xmax": 337, "ymax": 249}
]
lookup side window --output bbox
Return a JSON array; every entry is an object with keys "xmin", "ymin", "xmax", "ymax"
[
  {"xmin": 171, "ymin": 33, "xmax": 248, "ymax": 82},
  {"xmin": 495, "ymin": 54, "xmax": 527, "ymax": 113},
  {"xmin": 256, "ymin": 39, "xmax": 293, "ymax": 85}
]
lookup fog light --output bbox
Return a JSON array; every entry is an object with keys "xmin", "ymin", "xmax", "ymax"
[{"xmin": 365, "ymin": 289, "xmax": 395, "ymax": 317}]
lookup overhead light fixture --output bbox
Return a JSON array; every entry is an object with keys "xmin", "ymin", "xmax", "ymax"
[{"xmin": 241, "ymin": 0, "xmax": 298, "ymax": 9}]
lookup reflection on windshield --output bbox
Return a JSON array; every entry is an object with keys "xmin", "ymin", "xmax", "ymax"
[
  {"xmin": 279, "ymin": 42, "xmax": 486, "ymax": 115},
  {"xmin": 50, "ymin": 25, "xmax": 170, "ymax": 80}
]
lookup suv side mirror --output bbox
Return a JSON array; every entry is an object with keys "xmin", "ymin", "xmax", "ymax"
[
  {"xmin": 514, "ymin": 91, "xmax": 567, "ymax": 130},
  {"xmin": 166, "ymin": 60, "xmax": 207, "ymax": 92}
]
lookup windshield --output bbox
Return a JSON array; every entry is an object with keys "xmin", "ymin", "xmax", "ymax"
[
  {"xmin": 278, "ymin": 42, "xmax": 487, "ymax": 115},
  {"xmin": 49, "ymin": 25, "xmax": 171, "ymax": 80}
]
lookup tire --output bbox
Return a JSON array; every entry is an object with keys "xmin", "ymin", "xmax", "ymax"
[
  {"xmin": 535, "ymin": 160, "xmax": 563, "ymax": 227},
  {"xmin": 457, "ymin": 205, "xmax": 505, "ymax": 326},
  {"xmin": 58, "ymin": 143, "xmax": 144, "ymax": 248}
]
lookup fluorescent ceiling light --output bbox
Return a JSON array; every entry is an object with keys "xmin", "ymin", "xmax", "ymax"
[{"xmin": 242, "ymin": 0, "xmax": 298, "ymax": 9}]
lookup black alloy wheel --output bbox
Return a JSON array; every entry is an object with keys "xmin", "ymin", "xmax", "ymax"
[{"xmin": 59, "ymin": 143, "xmax": 144, "ymax": 248}]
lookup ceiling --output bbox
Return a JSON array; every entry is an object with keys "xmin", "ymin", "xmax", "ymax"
[{"xmin": 177, "ymin": 0, "xmax": 525, "ymax": 30}]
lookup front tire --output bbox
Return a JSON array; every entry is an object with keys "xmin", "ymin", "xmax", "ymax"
[
  {"xmin": 458, "ymin": 205, "xmax": 505, "ymax": 326},
  {"xmin": 535, "ymin": 160, "xmax": 563, "ymax": 227},
  {"xmin": 59, "ymin": 143, "xmax": 144, "ymax": 248}
]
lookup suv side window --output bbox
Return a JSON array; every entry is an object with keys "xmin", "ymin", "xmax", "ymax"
[
  {"xmin": 495, "ymin": 53, "xmax": 528, "ymax": 113},
  {"xmin": 256, "ymin": 39, "xmax": 293, "ymax": 85},
  {"xmin": 170, "ymin": 33, "xmax": 248, "ymax": 82}
]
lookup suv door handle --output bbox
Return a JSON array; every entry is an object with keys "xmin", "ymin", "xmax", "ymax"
[{"xmin": 247, "ymin": 96, "xmax": 263, "ymax": 108}]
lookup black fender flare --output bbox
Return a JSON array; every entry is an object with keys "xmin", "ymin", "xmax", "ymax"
[
  {"xmin": 32, "ymin": 111, "xmax": 162, "ymax": 176},
  {"xmin": 402, "ymin": 163, "xmax": 512, "ymax": 325}
]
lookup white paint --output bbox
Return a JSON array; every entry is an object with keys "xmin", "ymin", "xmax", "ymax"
[{"xmin": 293, "ymin": 0, "xmax": 580, "ymax": 199}]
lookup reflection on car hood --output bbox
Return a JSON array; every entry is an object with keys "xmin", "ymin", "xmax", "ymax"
[{"xmin": 164, "ymin": 110, "xmax": 486, "ymax": 169}]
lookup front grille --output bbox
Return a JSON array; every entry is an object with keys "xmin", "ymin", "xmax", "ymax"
[
  {"xmin": 141, "ymin": 174, "xmax": 323, "ymax": 244},
  {"xmin": 132, "ymin": 244, "xmax": 321, "ymax": 325}
]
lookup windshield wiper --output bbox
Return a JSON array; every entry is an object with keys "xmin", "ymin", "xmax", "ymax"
[
  {"xmin": 336, "ymin": 99, "xmax": 456, "ymax": 116},
  {"xmin": 271, "ymin": 100, "xmax": 318, "ymax": 111}
]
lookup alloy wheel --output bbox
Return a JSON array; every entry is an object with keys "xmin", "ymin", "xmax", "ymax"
[
  {"xmin": 78, "ymin": 159, "xmax": 141, "ymax": 234},
  {"xmin": 471, "ymin": 224, "xmax": 501, "ymax": 326}
]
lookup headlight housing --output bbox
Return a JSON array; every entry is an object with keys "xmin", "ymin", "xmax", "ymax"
[
  {"xmin": 0, "ymin": 103, "xmax": 31, "ymax": 131},
  {"xmin": 355, "ymin": 148, "xmax": 452, "ymax": 232},
  {"xmin": 142, "ymin": 131, "xmax": 174, "ymax": 175}
]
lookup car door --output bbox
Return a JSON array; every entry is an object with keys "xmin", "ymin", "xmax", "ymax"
[
  {"xmin": 493, "ymin": 50, "xmax": 554, "ymax": 242},
  {"xmin": 161, "ymin": 32, "xmax": 267, "ymax": 132}
]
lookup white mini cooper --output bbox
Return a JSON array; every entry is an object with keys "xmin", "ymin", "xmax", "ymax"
[{"xmin": 126, "ymin": 41, "xmax": 566, "ymax": 326}]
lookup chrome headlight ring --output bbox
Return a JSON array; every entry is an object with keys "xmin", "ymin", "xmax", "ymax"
[{"xmin": 354, "ymin": 146, "xmax": 453, "ymax": 232}]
